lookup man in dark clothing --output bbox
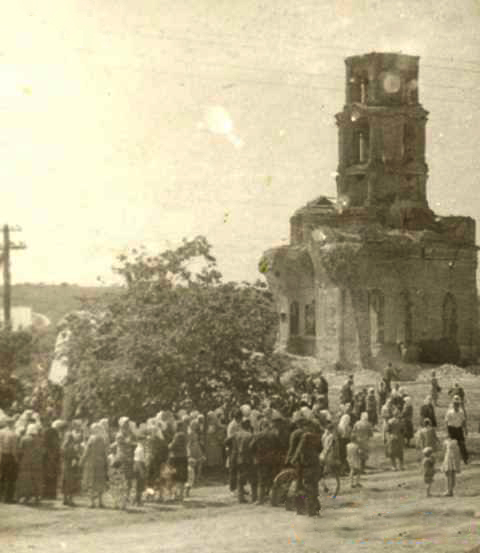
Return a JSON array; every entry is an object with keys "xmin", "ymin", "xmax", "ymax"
[
  {"xmin": 340, "ymin": 375, "xmax": 354, "ymax": 409},
  {"xmin": 0, "ymin": 417, "xmax": 19, "ymax": 503},
  {"xmin": 384, "ymin": 363, "xmax": 398, "ymax": 394},
  {"xmin": 314, "ymin": 372, "xmax": 329, "ymax": 409},
  {"xmin": 250, "ymin": 421, "xmax": 280, "ymax": 505},
  {"xmin": 43, "ymin": 422, "xmax": 62, "ymax": 499},
  {"xmin": 420, "ymin": 395, "xmax": 437, "ymax": 428},
  {"xmin": 224, "ymin": 410, "xmax": 243, "ymax": 493},
  {"xmin": 291, "ymin": 418, "xmax": 323, "ymax": 517},
  {"xmin": 232, "ymin": 419, "xmax": 257, "ymax": 503},
  {"xmin": 285, "ymin": 416, "xmax": 306, "ymax": 467},
  {"xmin": 271, "ymin": 413, "xmax": 289, "ymax": 480}
]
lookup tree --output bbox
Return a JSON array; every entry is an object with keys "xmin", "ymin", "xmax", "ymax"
[
  {"xmin": 0, "ymin": 330, "xmax": 32, "ymax": 410},
  {"xmin": 64, "ymin": 237, "xmax": 281, "ymax": 421}
]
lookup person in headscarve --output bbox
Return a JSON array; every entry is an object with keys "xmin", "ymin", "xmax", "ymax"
[
  {"xmin": 352, "ymin": 412, "xmax": 373, "ymax": 473},
  {"xmin": 401, "ymin": 396, "xmax": 414, "ymax": 448},
  {"xmin": 415, "ymin": 418, "xmax": 440, "ymax": 458},
  {"xmin": 16, "ymin": 423, "xmax": 44, "ymax": 504},
  {"xmin": 114, "ymin": 416, "xmax": 136, "ymax": 507},
  {"xmin": 420, "ymin": 395, "xmax": 437, "ymax": 428},
  {"xmin": 225, "ymin": 409, "xmax": 243, "ymax": 494},
  {"xmin": 366, "ymin": 388, "xmax": 378, "ymax": 427},
  {"xmin": 346, "ymin": 435, "xmax": 362, "ymax": 489},
  {"xmin": 80, "ymin": 423, "xmax": 108, "ymax": 508},
  {"xmin": 185, "ymin": 418, "xmax": 204, "ymax": 497},
  {"xmin": 98, "ymin": 418, "xmax": 110, "ymax": 444},
  {"xmin": 385, "ymin": 407, "xmax": 404, "ymax": 471},
  {"xmin": 337, "ymin": 412, "xmax": 352, "ymax": 475},
  {"xmin": 380, "ymin": 397, "xmax": 393, "ymax": 445},
  {"xmin": 168, "ymin": 420, "xmax": 188, "ymax": 502},
  {"xmin": 70, "ymin": 420, "xmax": 84, "ymax": 496},
  {"xmin": 61, "ymin": 431, "xmax": 79, "ymax": 506}
]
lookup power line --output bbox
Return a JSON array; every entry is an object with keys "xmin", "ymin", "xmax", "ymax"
[
  {"xmin": 162, "ymin": 26, "xmax": 480, "ymax": 69},
  {"xmin": 86, "ymin": 57, "xmax": 480, "ymax": 108},
  {"xmin": 93, "ymin": 26, "xmax": 480, "ymax": 78}
]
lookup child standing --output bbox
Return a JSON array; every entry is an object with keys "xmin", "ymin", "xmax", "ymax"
[
  {"xmin": 346, "ymin": 436, "xmax": 362, "ymax": 489},
  {"xmin": 442, "ymin": 438, "xmax": 461, "ymax": 497},
  {"xmin": 422, "ymin": 447, "xmax": 435, "ymax": 497}
]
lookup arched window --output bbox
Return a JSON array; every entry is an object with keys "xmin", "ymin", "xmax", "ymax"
[
  {"xmin": 398, "ymin": 289, "xmax": 413, "ymax": 345},
  {"xmin": 369, "ymin": 289, "xmax": 385, "ymax": 344},
  {"xmin": 442, "ymin": 293, "xmax": 457, "ymax": 341},
  {"xmin": 289, "ymin": 301, "xmax": 299, "ymax": 336},
  {"xmin": 304, "ymin": 300, "xmax": 316, "ymax": 336}
]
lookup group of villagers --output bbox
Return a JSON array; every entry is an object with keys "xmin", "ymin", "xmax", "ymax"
[{"xmin": 0, "ymin": 367, "xmax": 470, "ymax": 512}]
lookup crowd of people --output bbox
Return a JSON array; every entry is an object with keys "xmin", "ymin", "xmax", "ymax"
[{"xmin": 0, "ymin": 366, "xmax": 471, "ymax": 516}]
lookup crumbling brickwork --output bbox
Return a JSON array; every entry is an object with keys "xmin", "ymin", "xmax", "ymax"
[{"xmin": 261, "ymin": 52, "xmax": 478, "ymax": 369}]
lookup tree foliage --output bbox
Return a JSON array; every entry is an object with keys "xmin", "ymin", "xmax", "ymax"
[
  {"xmin": 64, "ymin": 237, "xmax": 282, "ymax": 421},
  {"xmin": 0, "ymin": 330, "xmax": 32, "ymax": 410}
]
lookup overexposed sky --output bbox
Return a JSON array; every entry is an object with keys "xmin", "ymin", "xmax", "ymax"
[{"xmin": 1, "ymin": 1, "xmax": 479, "ymax": 285}]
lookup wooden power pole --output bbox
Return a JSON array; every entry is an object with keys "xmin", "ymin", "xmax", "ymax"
[{"xmin": 0, "ymin": 225, "xmax": 26, "ymax": 329}]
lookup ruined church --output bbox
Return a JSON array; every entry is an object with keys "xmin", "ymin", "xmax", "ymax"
[{"xmin": 261, "ymin": 52, "xmax": 478, "ymax": 369}]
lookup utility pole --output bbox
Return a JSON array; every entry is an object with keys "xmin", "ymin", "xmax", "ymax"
[{"xmin": 0, "ymin": 225, "xmax": 26, "ymax": 330}]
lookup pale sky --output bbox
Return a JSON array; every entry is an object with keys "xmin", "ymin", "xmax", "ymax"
[{"xmin": 1, "ymin": 1, "xmax": 479, "ymax": 286}]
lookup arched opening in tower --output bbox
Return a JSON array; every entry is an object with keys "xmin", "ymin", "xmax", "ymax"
[
  {"xmin": 442, "ymin": 293, "xmax": 458, "ymax": 342},
  {"xmin": 397, "ymin": 289, "xmax": 413, "ymax": 346},
  {"xmin": 289, "ymin": 300, "xmax": 299, "ymax": 336},
  {"xmin": 369, "ymin": 289, "xmax": 385, "ymax": 353},
  {"xmin": 285, "ymin": 251, "xmax": 316, "ymax": 356}
]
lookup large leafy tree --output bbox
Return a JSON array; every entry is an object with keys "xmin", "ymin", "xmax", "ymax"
[{"xmin": 64, "ymin": 237, "xmax": 282, "ymax": 422}]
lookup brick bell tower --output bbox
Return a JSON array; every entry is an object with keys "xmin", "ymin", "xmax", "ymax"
[
  {"xmin": 335, "ymin": 52, "xmax": 432, "ymax": 228},
  {"xmin": 261, "ymin": 52, "xmax": 478, "ymax": 368}
]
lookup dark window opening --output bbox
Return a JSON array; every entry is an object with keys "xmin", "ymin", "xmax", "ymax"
[
  {"xmin": 369, "ymin": 289, "xmax": 385, "ymax": 344},
  {"xmin": 289, "ymin": 301, "xmax": 299, "ymax": 336},
  {"xmin": 403, "ymin": 122, "xmax": 416, "ymax": 162},
  {"xmin": 353, "ymin": 128, "xmax": 370, "ymax": 164},
  {"xmin": 350, "ymin": 77, "xmax": 361, "ymax": 103},
  {"xmin": 442, "ymin": 293, "xmax": 457, "ymax": 342},
  {"xmin": 360, "ymin": 79, "xmax": 368, "ymax": 103},
  {"xmin": 399, "ymin": 289, "xmax": 413, "ymax": 345},
  {"xmin": 305, "ymin": 300, "xmax": 316, "ymax": 336}
]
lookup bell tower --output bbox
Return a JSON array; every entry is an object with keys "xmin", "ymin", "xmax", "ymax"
[{"xmin": 336, "ymin": 52, "xmax": 430, "ymax": 223}]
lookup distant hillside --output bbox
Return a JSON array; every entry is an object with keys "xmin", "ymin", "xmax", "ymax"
[{"xmin": 2, "ymin": 283, "xmax": 122, "ymax": 327}]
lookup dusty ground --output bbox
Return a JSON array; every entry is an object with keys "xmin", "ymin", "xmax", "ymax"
[{"xmin": 3, "ymin": 376, "xmax": 480, "ymax": 553}]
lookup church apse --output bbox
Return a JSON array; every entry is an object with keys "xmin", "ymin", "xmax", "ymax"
[{"xmin": 261, "ymin": 52, "xmax": 478, "ymax": 370}]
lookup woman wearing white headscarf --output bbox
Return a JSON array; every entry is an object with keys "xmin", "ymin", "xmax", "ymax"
[
  {"xmin": 401, "ymin": 396, "xmax": 414, "ymax": 447},
  {"xmin": 337, "ymin": 413, "xmax": 352, "ymax": 475},
  {"xmin": 352, "ymin": 412, "xmax": 374, "ymax": 472},
  {"xmin": 80, "ymin": 423, "xmax": 108, "ymax": 508},
  {"xmin": 16, "ymin": 424, "xmax": 44, "ymax": 504}
]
